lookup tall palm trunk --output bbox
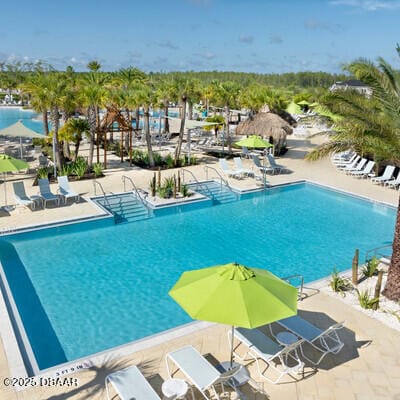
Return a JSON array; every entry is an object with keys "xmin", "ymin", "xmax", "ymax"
[
  {"xmin": 163, "ymin": 100, "xmax": 169, "ymax": 134},
  {"xmin": 225, "ymin": 105, "xmax": 231, "ymax": 153},
  {"xmin": 383, "ymin": 198, "xmax": 400, "ymax": 301},
  {"xmin": 42, "ymin": 108, "xmax": 49, "ymax": 136},
  {"xmin": 144, "ymin": 106, "xmax": 155, "ymax": 167},
  {"xmin": 87, "ymin": 105, "xmax": 96, "ymax": 168},
  {"xmin": 188, "ymin": 102, "xmax": 193, "ymax": 120},
  {"xmin": 174, "ymin": 97, "xmax": 187, "ymax": 166},
  {"xmin": 50, "ymin": 106, "xmax": 63, "ymax": 171}
]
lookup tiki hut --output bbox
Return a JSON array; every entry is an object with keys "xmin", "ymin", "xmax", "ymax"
[{"xmin": 236, "ymin": 107, "xmax": 293, "ymax": 155}]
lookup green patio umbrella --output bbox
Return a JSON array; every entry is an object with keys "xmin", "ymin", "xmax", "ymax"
[
  {"xmin": 296, "ymin": 100, "xmax": 310, "ymax": 106},
  {"xmin": 235, "ymin": 135, "xmax": 272, "ymax": 149},
  {"xmin": 0, "ymin": 154, "xmax": 29, "ymax": 209},
  {"xmin": 169, "ymin": 262, "xmax": 297, "ymax": 366}
]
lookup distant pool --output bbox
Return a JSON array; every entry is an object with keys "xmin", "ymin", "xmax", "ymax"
[
  {"xmin": 0, "ymin": 107, "xmax": 43, "ymax": 132},
  {"xmin": 0, "ymin": 182, "xmax": 395, "ymax": 373}
]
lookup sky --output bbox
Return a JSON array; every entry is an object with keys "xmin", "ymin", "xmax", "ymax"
[{"xmin": 0, "ymin": 0, "xmax": 399, "ymax": 74}]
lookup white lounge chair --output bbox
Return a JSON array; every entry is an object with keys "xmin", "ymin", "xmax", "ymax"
[
  {"xmin": 105, "ymin": 365, "xmax": 161, "ymax": 400},
  {"xmin": 341, "ymin": 158, "xmax": 367, "ymax": 173},
  {"xmin": 38, "ymin": 178, "xmax": 60, "ymax": 207},
  {"xmin": 385, "ymin": 171, "xmax": 400, "ymax": 188},
  {"xmin": 332, "ymin": 152, "xmax": 357, "ymax": 165},
  {"xmin": 165, "ymin": 345, "xmax": 240, "ymax": 400},
  {"xmin": 266, "ymin": 154, "xmax": 288, "ymax": 174},
  {"xmin": 371, "ymin": 165, "xmax": 395, "ymax": 185},
  {"xmin": 252, "ymin": 155, "xmax": 274, "ymax": 174},
  {"xmin": 57, "ymin": 175, "xmax": 80, "ymax": 204},
  {"xmin": 277, "ymin": 315, "xmax": 344, "ymax": 365},
  {"xmin": 233, "ymin": 157, "xmax": 254, "ymax": 177},
  {"xmin": 219, "ymin": 158, "xmax": 242, "ymax": 179},
  {"xmin": 336, "ymin": 155, "xmax": 361, "ymax": 170},
  {"xmin": 349, "ymin": 160, "xmax": 375, "ymax": 178},
  {"xmin": 12, "ymin": 181, "xmax": 39, "ymax": 210},
  {"xmin": 230, "ymin": 327, "xmax": 304, "ymax": 384}
]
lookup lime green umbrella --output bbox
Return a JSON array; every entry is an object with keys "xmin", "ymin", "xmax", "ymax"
[
  {"xmin": 0, "ymin": 154, "xmax": 28, "ymax": 209},
  {"xmin": 235, "ymin": 135, "xmax": 272, "ymax": 149},
  {"xmin": 286, "ymin": 101, "xmax": 302, "ymax": 115},
  {"xmin": 169, "ymin": 262, "xmax": 297, "ymax": 365},
  {"xmin": 296, "ymin": 100, "xmax": 309, "ymax": 106}
]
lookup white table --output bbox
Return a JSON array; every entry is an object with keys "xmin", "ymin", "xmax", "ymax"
[
  {"xmin": 218, "ymin": 362, "xmax": 250, "ymax": 387},
  {"xmin": 161, "ymin": 378, "xmax": 193, "ymax": 399}
]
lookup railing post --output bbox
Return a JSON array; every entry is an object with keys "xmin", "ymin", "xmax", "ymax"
[
  {"xmin": 352, "ymin": 248, "xmax": 359, "ymax": 285},
  {"xmin": 373, "ymin": 270, "xmax": 384, "ymax": 310}
]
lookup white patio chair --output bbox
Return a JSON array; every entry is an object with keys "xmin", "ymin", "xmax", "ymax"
[
  {"xmin": 266, "ymin": 154, "xmax": 288, "ymax": 174},
  {"xmin": 385, "ymin": 171, "xmax": 400, "ymax": 188},
  {"xmin": 277, "ymin": 315, "xmax": 344, "ymax": 366},
  {"xmin": 233, "ymin": 157, "xmax": 254, "ymax": 177},
  {"xmin": 219, "ymin": 158, "xmax": 242, "ymax": 179},
  {"xmin": 165, "ymin": 345, "xmax": 241, "ymax": 400},
  {"xmin": 252, "ymin": 155, "xmax": 274, "ymax": 174},
  {"xmin": 12, "ymin": 181, "xmax": 39, "ymax": 210},
  {"xmin": 57, "ymin": 175, "xmax": 80, "ymax": 204},
  {"xmin": 349, "ymin": 160, "xmax": 375, "ymax": 178},
  {"xmin": 38, "ymin": 178, "xmax": 60, "ymax": 207},
  {"xmin": 341, "ymin": 158, "xmax": 367, "ymax": 173},
  {"xmin": 230, "ymin": 327, "xmax": 304, "ymax": 384},
  {"xmin": 105, "ymin": 365, "xmax": 161, "ymax": 400},
  {"xmin": 336, "ymin": 155, "xmax": 361, "ymax": 170},
  {"xmin": 371, "ymin": 165, "xmax": 395, "ymax": 185}
]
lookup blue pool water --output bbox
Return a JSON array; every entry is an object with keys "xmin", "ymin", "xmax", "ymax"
[
  {"xmin": 0, "ymin": 183, "xmax": 396, "ymax": 371},
  {"xmin": 0, "ymin": 107, "xmax": 43, "ymax": 132}
]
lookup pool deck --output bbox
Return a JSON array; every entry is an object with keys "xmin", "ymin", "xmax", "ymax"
[{"xmin": 0, "ymin": 135, "xmax": 399, "ymax": 399}]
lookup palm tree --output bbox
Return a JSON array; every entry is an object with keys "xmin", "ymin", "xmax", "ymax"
[
  {"xmin": 19, "ymin": 71, "xmax": 51, "ymax": 136},
  {"xmin": 59, "ymin": 118, "xmax": 90, "ymax": 161},
  {"xmin": 212, "ymin": 81, "xmax": 241, "ymax": 153},
  {"xmin": 134, "ymin": 82, "xmax": 157, "ymax": 167},
  {"xmin": 156, "ymin": 78, "xmax": 177, "ymax": 134},
  {"xmin": 307, "ymin": 47, "xmax": 400, "ymax": 301},
  {"xmin": 78, "ymin": 72, "xmax": 109, "ymax": 167}
]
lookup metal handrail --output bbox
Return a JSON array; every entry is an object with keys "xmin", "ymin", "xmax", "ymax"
[
  {"xmin": 365, "ymin": 244, "xmax": 392, "ymax": 262},
  {"xmin": 92, "ymin": 179, "xmax": 113, "ymax": 211},
  {"xmin": 180, "ymin": 168, "xmax": 214, "ymax": 199},
  {"xmin": 203, "ymin": 165, "xmax": 238, "ymax": 198},
  {"xmin": 121, "ymin": 175, "xmax": 149, "ymax": 212},
  {"xmin": 282, "ymin": 274, "xmax": 305, "ymax": 301}
]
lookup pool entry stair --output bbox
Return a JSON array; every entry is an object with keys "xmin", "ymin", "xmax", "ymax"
[
  {"xmin": 96, "ymin": 193, "xmax": 150, "ymax": 223},
  {"xmin": 189, "ymin": 181, "xmax": 238, "ymax": 204}
]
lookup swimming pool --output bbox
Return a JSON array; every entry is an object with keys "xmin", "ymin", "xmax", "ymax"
[
  {"xmin": 0, "ymin": 182, "xmax": 395, "ymax": 374},
  {"xmin": 0, "ymin": 107, "xmax": 43, "ymax": 132}
]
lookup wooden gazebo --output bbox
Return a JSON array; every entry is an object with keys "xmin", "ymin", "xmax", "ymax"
[{"xmin": 99, "ymin": 106, "xmax": 135, "ymax": 168}]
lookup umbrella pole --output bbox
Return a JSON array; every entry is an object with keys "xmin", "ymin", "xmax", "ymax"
[
  {"xmin": 230, "ymin": 325, "xmax": 234, "ymax": 368},
  {"xmin": 19, "ymin": 136, "xmax": 23, "ymax": 160}
]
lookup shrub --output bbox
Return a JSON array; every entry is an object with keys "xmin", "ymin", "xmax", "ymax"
[
  {"xmin": 362, "ymin": 256, "xmax": 379, "ymax": 278},
  {"xmin": 153, "ymin": 152, "xmax": 163, "ymax": 166},
  {"xmin": 181, "ymin": 183, "xmax": 192, "ymax": 197},
  {"xmin": 37, "ymin": 167, "xmax": 49, "ymax": 179},
  {"xmin": 59, "ymin": 164, "xmax": 73, "ymax": 177},
  {"xmin": 92, "ymin": 163, "xmax": 103, "ymax": 177},
  {"xmin": 72, "ymin": 156, "xmax": 88, "ymax": 179},
  {"xmin": 164, "ymin": 153, "xmax": 174, "ymax": 168},
  {"xmin": 356, "ymin": 289, "xmax": 379, "ymax": 310},
  {"xmin": 329, "ymin": 268, "xmax": 352, "ymax": 295}
]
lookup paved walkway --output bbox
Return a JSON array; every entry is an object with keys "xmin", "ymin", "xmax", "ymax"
[{"xmin": 0, "ymin": 136, "xmax": 399, "ymax": 399}]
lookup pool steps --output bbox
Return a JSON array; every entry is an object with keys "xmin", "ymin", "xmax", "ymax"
[
  {"xmin": 189, "ymin": 181, "xmax": 238, "ymax": 204},
  {"xmin": 95, "ymin": 193, "xmax": 150, "ymax": 223}
]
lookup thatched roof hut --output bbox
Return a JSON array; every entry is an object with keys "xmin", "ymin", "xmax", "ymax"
[{"xmin": 236, "ymin": 110, "xmax": 293, "ymax": 155}]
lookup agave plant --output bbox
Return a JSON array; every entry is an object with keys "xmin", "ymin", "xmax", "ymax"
[
  {"xmin": 356, "ymin": 289, "xmax": 379, "ymax": 310},
  {"xmin": 329, "ymin": 268, "xmax": 352, "ymax": 296},
  {"xmin": 362, "ymin": 256, "xmax": 379, "ymax": 278}
]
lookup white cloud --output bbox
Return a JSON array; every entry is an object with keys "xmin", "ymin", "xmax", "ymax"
[{"xmin": 330, "ymin": 0, "xmax": 400, "ymax": 11}]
